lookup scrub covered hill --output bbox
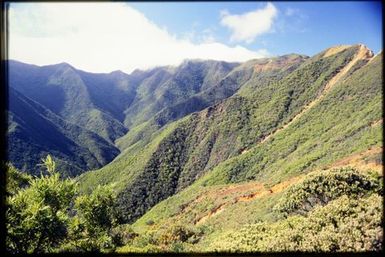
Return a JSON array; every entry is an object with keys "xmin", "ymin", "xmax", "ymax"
[
  {"xmin": 115, "ymin": 46, "xmax": 383, "ymax": 252},
  {"xmin": 7, "ymin": 44, "xmax": 383, "ymax": 252},
  {"xmin": 8, "ymin": 59, "xmax": 249, "ymax": 175},
  {"xmin": 8, "ymin": 88, "xmax": 120, "ymax": 176},
  {"xmin": 80, "ymin": 45, "xmax": 381, "ymax": 226},
  {"xmin": 79, "ymin": 53, "xmax": 308, "ymax": 219}
]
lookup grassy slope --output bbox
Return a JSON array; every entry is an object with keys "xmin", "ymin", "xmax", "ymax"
[
  {"xmin": 201, "ymin": 49, "xmax": 382, "ymax": 187},
  {"xmin": 120, "ymin": 50, "xmax": 382, "ymax": 251},
  {"xmin": 116, "ymin": 55, "xmax": 306, "ymax": 152}
]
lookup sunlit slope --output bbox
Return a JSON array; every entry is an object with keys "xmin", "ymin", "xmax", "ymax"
[
  {"xmin": 131, "ymin": 49, "xmax": 382, "ymax": 244},
  {"xmin": 200, "ymin": 47, "xmax": 381, "ymax": 187},
  {"xmin": 79, "ymin": 46, "xmax": 376, "ymax": 225},
  {"xmin": 80, "ymin": 54, "xmax": 307, "ymax": 190},
  {"xmin": 134, "ymin": 47, "xmax": 383, "ymax": 226}
]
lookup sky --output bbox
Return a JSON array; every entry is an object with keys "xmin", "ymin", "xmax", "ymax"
[{"xmin": 8, "ymin": 1, "xmax": 382, "ymax": 74}]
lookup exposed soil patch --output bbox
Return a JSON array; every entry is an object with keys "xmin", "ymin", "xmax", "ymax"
[
  {"xmin": 330, "ymin": 147, "xmax": 382, "ymax": 174},
  {"xmin": 193, "ymin": 175, "xmax": 306, "ymax": 225}
]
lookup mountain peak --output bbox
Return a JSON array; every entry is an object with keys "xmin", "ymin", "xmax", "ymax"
[
  {"xmin": 110, "ymin": 70, "xmax": 127, "ymax": 76},
  {"xmin": 321, "ymin": 44, "xmax": 373, "ymax": 59},
  {"xmin": 40, "ymin": 62, "xmax": 75, "ymax": 71},
  {"xmin": 322, "ymin": 45, "xmax": 352, "ymax": 58},
  {"xmin": 56, "ymin": 62, "xmax": 73, "ymax": 68}
]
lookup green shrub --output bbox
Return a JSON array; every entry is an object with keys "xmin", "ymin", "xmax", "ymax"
[
  {"xmin": 67, "ymin": 185, "xmax": 118, "ymax": 252},
  {"xmin": 157, "ymin": 225, "xmax": 197, "ymax": 246},
  {"xmin": 273, "ymin": 168, "xmax": 382, "ymax": 216},
  {"xmin": 110, "ymin": 224, "xmax": 139, "ymax": 246},
  {"xmin": 5, "ymin": 162, "xmax": 32, "ymax": 196},
  {"xmin": 214, "ymin": 193, "xmax": 382, "ymax": 252},
  {"xmin": 6, "ymin": 156, "xmax": 121, "ymax": 253},
  {"xmin": 6, "ymin": 156, "xmax": 76, "ymax": 253}
]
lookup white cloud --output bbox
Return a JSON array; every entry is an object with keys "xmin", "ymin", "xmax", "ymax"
[
  {"xmin": 8, "ymin": 2, "xmax": 270, "ymax": 73},
  {"xmin": 220, "ymin": 2, "xmax": 278, "ymax": 44}
]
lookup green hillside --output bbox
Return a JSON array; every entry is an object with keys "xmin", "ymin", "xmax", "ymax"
[
  {"xmin": 80, "ymin": 45, "xmax": 380, "ymax": 227},
  {"xmin": 9, "ymin": 61, "xmax": 133, "ymax": 143},
  {"xmin": 7, "ymin": 44, "xmax": 382, "ymax": 253},
  {"xmin": 8, "ymin": 59, "xmax": 252, "ymax": 175},
  {"xmin": 8, "ymin": 88, "xmax": 120, "ymax": 176},
  {"xmin": 114, "ymin": 47, "xmax": 382, "ymax": 252},
  {"xmin": 114, "ymin": 51, "xmax": 382, "ymax": 252}
]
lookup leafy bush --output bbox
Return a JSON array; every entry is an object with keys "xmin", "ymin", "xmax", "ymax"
[
  {"xmin": 273, "ymin": 168, "xmax": 382, "ymax": 216},
  {"xmin": 6, "ymin": 156, "xmax": 76, "ymax": 253},
  {"xmin": 117, "ymin": 224, "xmax": 203, "ymax": 253},
  {"xmin": 157, "ymin": 225, "xmax": 198, "ymax": 246},
  {"xmin": 214, "ymin": 194, "xmax": 382, "ymax": 252},
  {"xmin": 66, "ymin": 185, "xmax": 118, "ymax": 252},
  {"xmin": 5, "ymin": 162, "xmax": 32, "ymax": 196},
  {"xmin": 110, "ymin": 224, "xmax": 139, "ymax": 246},
  {"xmin": 6, "ymin": 156, "xmax": 120, "ymax": 253}
]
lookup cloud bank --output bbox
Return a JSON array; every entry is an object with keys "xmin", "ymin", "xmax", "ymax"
[
  {"xmin": 8, "ymin": 3, "xmax": 269, "ymax": 73},
  {"xmin": 220, "ymin": 2, "xmax": 277, "ymax": 44}
]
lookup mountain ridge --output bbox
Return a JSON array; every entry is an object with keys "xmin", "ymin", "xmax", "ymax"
[
  {"xmin": 76, "ymin": 44, "xmax": 382, "ymax": 225},
  {"xmin": 6, "ymin": 44, "xmax": 383, "ymax": 252}
]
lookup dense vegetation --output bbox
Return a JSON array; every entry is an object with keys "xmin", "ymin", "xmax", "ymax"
[
  {"xmin": 214, "ymin": 194, "xmax": 382, "ymax": 252},
  {"xmin": 273, "ymin": 168, "xmax": 382, "ymax": 216},
  {"xmin": 7, "ymin": 45, "xmax": 383, "ymax": 253},
  {"xmin": 199, "ymin": 48, "xmax": 382, "ymax": 187},
  {"xmin": 6, "ymin": 157, "xmax": 125, "ymax": 253},
  {"xmin": 211, "ymin": 168, "xmax": 383, "ymax": 252},
  {"xmin": 113, "ymin": 167, "xmax": 383, "ymax": 252},
  {"xmin": 8, "ymin": 88, "xmax": 120, "ymax": 176},
  {"xmin": 8, "ymin": 158, "xmax": 382, "ymax": 253},
  {"xmin": 82, "ymin": 45, "xmax": 381, "ymax": 226},
  {"xmin": 8, "ymin": 59, "xmax": 245, "ymax": 175}
]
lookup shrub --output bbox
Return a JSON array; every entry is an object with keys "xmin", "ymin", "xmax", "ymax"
[
  {"xmin": 67, "ymin": 185, "xmax": 118, "ymax": 252},
  {"xmin": 6, "ymin": 156, "xmax": 76, "ymax": 253},
  {"xmin": 213, "ymin": 194, "xmax": 382, "ymax": 252},
  {"xmin": 273, "ymin": 168, "xmax": 382, "ymax": 216}
]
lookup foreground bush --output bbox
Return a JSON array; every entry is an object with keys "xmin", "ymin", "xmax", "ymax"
[
  {"xmin": 117, "ymin": 224, "xmax": 203, "ymax": 253},
  {"xmin": 6, "ymin": 156, "xmax": 121, "ymax": 253},
  {"xmin": 273, "ymin": 168, "xmax": 382, "ymax": 216},
  {"xmin": 212, "ymin": 167, "xmax": 383, "ymax": 253},
  {"xmin": 6, "ymin": 156, "xmax": 76, "ymax": 253},
  {"xmin": 214, "ymin": 194, "xmax": 382, "ymax": 252}
]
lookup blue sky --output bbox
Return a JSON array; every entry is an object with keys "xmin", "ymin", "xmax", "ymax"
[
  {"xmin": 130, "ymin": 1, "xmax": 382, "ymax": 55},
  {"xmin": 8, "ymin": 1, "xmax": 382, "ymax": 73}
]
